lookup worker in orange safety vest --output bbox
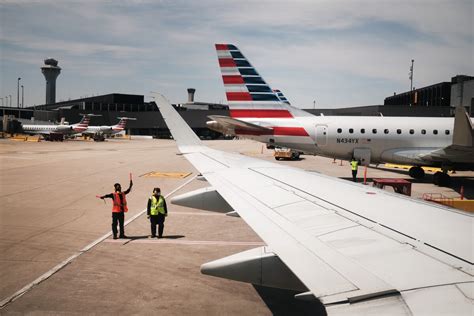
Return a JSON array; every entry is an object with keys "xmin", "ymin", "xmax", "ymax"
[{"xmin": 100, "ymin": 180, "xmax": 133, "ymax": 239}]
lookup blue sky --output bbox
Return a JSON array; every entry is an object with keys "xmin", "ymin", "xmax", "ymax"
[{"xmin": 1, "ymin": 0, "xmax": 472, "ymax": 108}]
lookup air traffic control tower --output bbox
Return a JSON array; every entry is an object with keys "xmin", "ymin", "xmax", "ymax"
[{"xmin": 41, "ymin": 58, "xmax": 61, "ymax": 104}]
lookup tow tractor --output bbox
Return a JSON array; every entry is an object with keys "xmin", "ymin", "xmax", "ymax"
[{"xmin": 274, "ymin": 147, "xmax": 301, "ymax": 161}]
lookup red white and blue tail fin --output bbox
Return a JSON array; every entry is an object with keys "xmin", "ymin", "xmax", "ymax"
[
  {"xmin": 72, "ymin": 114, "xmax": 91, "ymax": 132},
  {"xmin": 274, "ymin": 89, "xmax": 291, "ymax": 105},
  {"xmin": 113, "ymin": 117, "xmax": 136, "ymax": 132},
  {"xmin": 215, "ymin": 44, "xmax": 308, "ymax": 119}
]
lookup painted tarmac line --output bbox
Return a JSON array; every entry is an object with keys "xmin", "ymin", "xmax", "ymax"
[
  {"xmin": 171, "ymin": 211, "xmax": 225, "ymax": 216},
  {"xmin": 105, "ymin": 239, "xmax": 265, "ymax": 246},
  {"xmin": 0, "ymin": 174, "xmax": 197, "ymax": 309}
]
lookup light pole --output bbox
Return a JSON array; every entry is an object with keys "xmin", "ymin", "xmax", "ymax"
[
  {"xmin": 17, "ymin": 77, "xmax": 21, "ymax": 108},
  {"xmin": 21, "ymin": 85, "xmax": 24, "ymax": 108},
  {"xmin": 409, "ymin": 60, "xmax": 414, "ymax": 106}
]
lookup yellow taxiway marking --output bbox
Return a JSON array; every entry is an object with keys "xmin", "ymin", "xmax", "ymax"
[
  {"xmin": 384, "ymin": 163, "xmax": 442, "ymax": 173},
  {"xmin": 140, "ymin": 171, "xmax": 192, "ymax": 178}
]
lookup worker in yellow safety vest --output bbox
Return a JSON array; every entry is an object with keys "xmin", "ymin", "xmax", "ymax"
[
  {"xmin": 147, "ymin": 187, "xmax": 168, "ymax": 238},
  {"xmin": 351, "ymin": 157, "xmax": 359, "ymax": 182}
]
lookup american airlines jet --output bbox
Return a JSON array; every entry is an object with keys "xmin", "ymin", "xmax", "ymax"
[
  {"xmin": 207, "ymin": 44, "xmax": 474, "ymax": 186},
  {"xmin": 83, "ymin": 117, "xmax": 136, "ymax": 136},
  {"xmin": 22, "ymin": 114, "xmax": 91, "ymax": 137}
]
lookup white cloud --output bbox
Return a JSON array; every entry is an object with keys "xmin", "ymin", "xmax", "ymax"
[{"xmin": 0, "ymin": 0, "xmax": 472, "ymax": 107}]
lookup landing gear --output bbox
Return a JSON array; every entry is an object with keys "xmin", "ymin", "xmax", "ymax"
[
  {"xmin": 433, "ymin": 171, "xmax": 451, "ymax": 187},
  {"xmin": 408, "ymin": 166, "xmax": 425, "ymax": 179}
]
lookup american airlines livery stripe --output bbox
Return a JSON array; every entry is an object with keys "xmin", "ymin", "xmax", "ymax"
[
  {"xmin": 230, "ymin": 109, "xmax": 293, "ymax": 118},
  {"xmin": 235, "ymin": 127, "xmax": 308, "ymax": 136}
]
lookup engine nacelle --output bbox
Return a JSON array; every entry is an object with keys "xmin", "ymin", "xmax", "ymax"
[
  {"xmin": 57, "ymin": 125, "xmax": 73, "ymax": 131},
  {"xmin": 201, "ymin": 246, "xmax": 307, "ymax": 292},
  {"xmin": 170, "ymin": 186, "xmax": 233, "ymax": 213},
  {"xmin": 206, "ymin": 121, "xmax": 228, "ymax": 134},
  {"xmin": 99, "ymin": 126, "xmax": 113, "ymax": 132}
]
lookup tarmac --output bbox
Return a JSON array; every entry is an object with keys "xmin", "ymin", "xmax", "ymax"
[{"xmin": 0, "ymin": 138, "xmax": 472, "ymax": 315}]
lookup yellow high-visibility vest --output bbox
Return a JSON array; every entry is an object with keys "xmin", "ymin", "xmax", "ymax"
[
  {"xmin": 150, "ymin": 195, "xmax": 165, "ymax": 215},
  {"xmin": 351, "ymin": 160, "xmax": 359, "ymax": 171}
]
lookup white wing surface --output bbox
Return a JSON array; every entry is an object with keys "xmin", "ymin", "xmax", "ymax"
[{"xmin": 155, "ymin": 94, "xmax": 473, "ymax": 315}]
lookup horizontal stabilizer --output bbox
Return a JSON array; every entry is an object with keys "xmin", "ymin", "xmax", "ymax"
[{"xmin": 207, "ymin": 115, "xmax": 272, "ymax": 135}]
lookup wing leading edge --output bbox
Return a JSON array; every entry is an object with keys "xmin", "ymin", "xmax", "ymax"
[{"xmin": 154, "ymin": 93, "xmax": 473, "ymax": 315}]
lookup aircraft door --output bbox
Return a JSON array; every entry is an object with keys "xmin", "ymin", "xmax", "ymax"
[{"xmin": 315, "ymin": 125, "xmax": 328, "ymax": 146}]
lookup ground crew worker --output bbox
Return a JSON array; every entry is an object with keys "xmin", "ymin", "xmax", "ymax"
[
  {"xmin": 351, "ymin": 157, "xmax": 359, "ymax": 182},
  {"xmin": 147, "ymin": 187, "xmax": 167, "ymax": 238},
  {"xmin": 100, "ymin": 180, "xmax": 133, "ymax": 239}
]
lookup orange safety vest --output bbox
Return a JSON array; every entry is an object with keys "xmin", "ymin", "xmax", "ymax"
[{"xmin": 112, "ymin": 192, "xmax": 128, "ymax": 213}]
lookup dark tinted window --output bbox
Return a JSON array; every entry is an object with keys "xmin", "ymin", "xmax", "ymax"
[
  {"xmin": 397, "ymin": 129, "xmax": 402, "ymax": 134},
  {"xmin": 243, "ymin": 77, "xmax": 266, "ymax": 84},
  {"xmin": 433, "ymin": 129, "xmax": 438, "ymax": 135},
  {"xmin": 235, "ymin": 59, "xmax": 251, "ymax": 67},
  {"xmin": 349, "ymin": 128, "xmax": 354, "ymax": 134},
  {"xmin": 384, "ymin": 129, "xmax": 389, "ymax": 134},
  {"xmin": 251, "ymin": 94, "xmax": 279, "ymax": 101},
  {"xmin": 337, "ymin": 128, "xmax": 342, "ymax": 133},
  {"xmin": 360, "ymin": 128, "xmax": 365, "ymax": 134},
  {"xmin": 239, "ymin": 68, "xmax": 258, "ymax": 76},
  {"xmin": 230, "ymin": 51, "xmax": 245, "ymax": 59},
  {"xmin": 421, "ymin": 129, "xmax": 426, "ymax": 134},
  {"xmin": 445, "ymin": 130, "xmax": 450, "ymax": 135},
  {"xmin": 409, "ymin": 129, "xmax": 414, "ymax": 134},
  {"xmin": 372, "ymin": 129, "xmax": 377, "ymax": 134},
  {"xmin": 246, "ymin": 85, "xmax": 272, "ymax": 92}
]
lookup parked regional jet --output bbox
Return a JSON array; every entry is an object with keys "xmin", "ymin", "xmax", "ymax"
[
  {"xmin": 207, "ymin": 44, "xmax": 474, "ymax": 186},
  {"xmin": 22, "ymin": 114, "xmax": 91, "ymax": 138},
  {"xmin": 83, "ymin": 117, "xmax": 136, "ymax": 136},
  {"xmin": 155, "ymin": 92, "xmax": 473, "ymax": 315}
]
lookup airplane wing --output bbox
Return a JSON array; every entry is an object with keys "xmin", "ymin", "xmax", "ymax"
[
  {"xmin": 207, "ymin": 115, "xmax": 272, "ymax": 135},
  {"xmin": 155, "ymin": 93, "xmax": 473, "ymax": 315}
]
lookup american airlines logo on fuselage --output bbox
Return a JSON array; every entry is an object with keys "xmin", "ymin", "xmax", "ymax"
[{"xmin": 337, "ymin": 138, "xmax": 359, "ymax": 144}]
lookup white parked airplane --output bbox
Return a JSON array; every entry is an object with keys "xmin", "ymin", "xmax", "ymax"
[
  {"xmin": 83, "ymin": 117, "xmax": 136, "ymax": 136},
  {"xmin": 207, "ymin": 44, "xmax": 474, "ymax": 185},
  {"xmin": 155, "ymin": 92, "xmax": 473, "ymax": 316},
  {"xmin": 22, "ymin": 114, "xmax": 91, "ymax": 137}
]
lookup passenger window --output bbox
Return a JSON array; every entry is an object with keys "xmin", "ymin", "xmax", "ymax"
[
  {"xmin": 349, "ymin": 128, "xmax": 354, "ymax": 134},
  {"xmin": 409, "ymin": 129, "xmax": 414, "ymax": 134},
  {"xmin": 337, "ymin": 128, "xmax": 342, "ymax": 133},
  {"xmin": 421, "ymin": 129, "xmax": 426, "ymax": 135},
  {"xmin": 445, "ymin": 130, "xmax": 450, "ymax": 135},
  {"xmin": 433, "ymin": 130, "xmax": 438, "ymax": 135},
  {"xmin": 372, "ymin": 129, "xmax": 377, "ymax": 134},
  {"xmin": 396, "ymin": 129, "xmax": 402, "ymax": 134},
  {"xmin": 360, "ymin": 128, "xmax": 365, "ymax": 134},
  {"xmin": 384, "ymin": 129, "xmax": 389, "ymax": 134}
]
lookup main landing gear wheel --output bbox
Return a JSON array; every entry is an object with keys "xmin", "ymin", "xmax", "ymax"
[
  {"xmin": 408, "ymin": 166, "xmax": 425, "ymax": 179},
  {"xmin": 433, "ymin": 171, "xmax": 451, "ymax": 187}
]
